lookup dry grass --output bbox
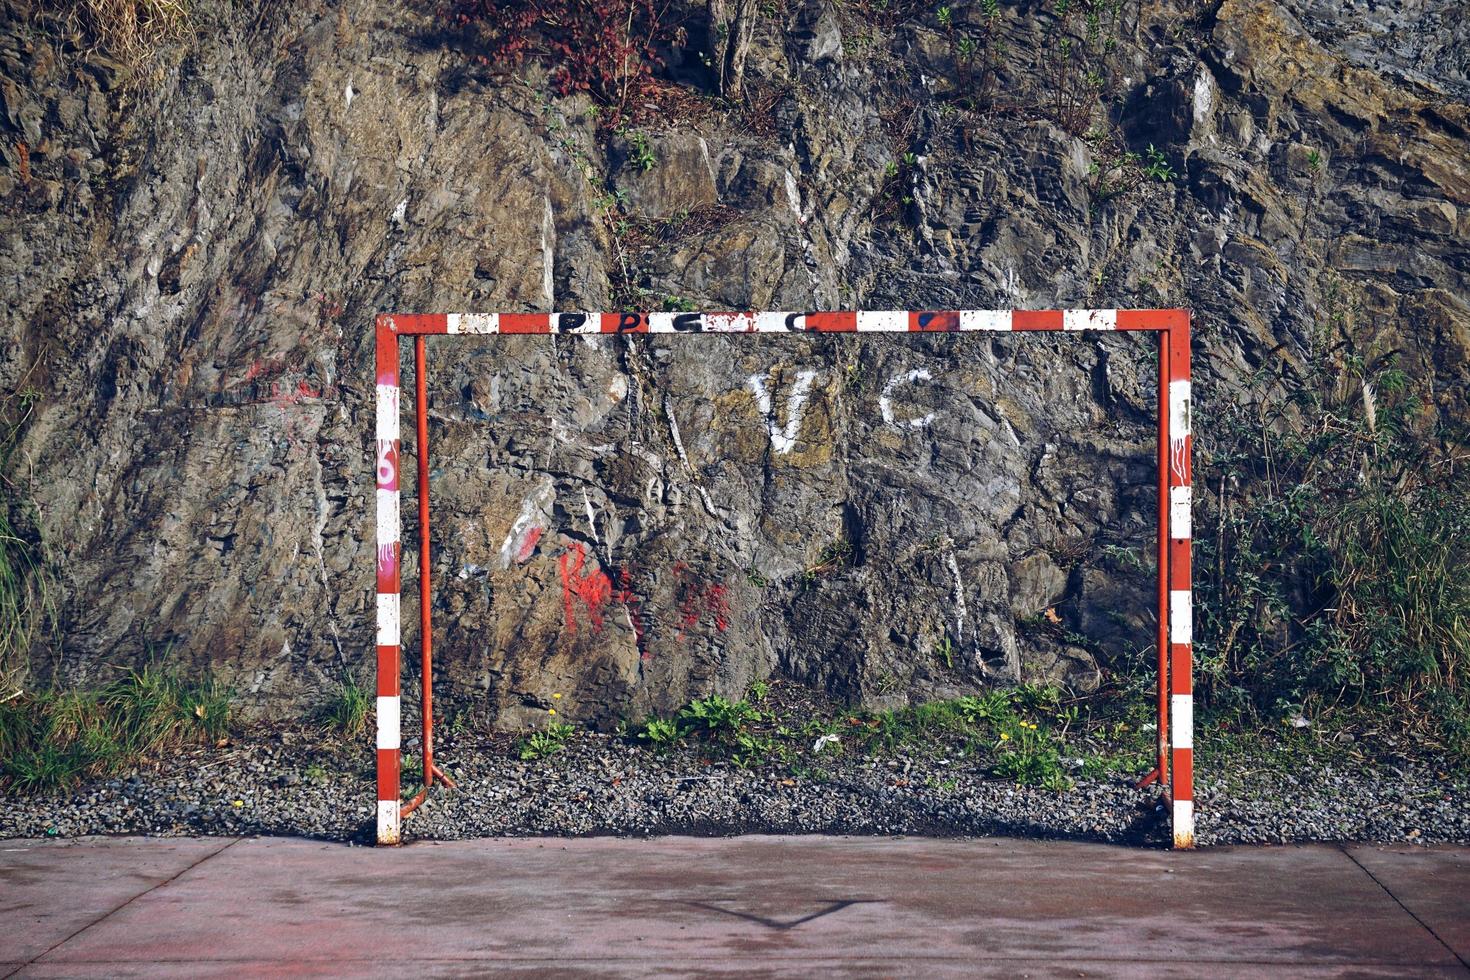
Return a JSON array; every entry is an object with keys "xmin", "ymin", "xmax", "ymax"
[{"xmin": 52, "ymin": 0, "xmax": 193, "ymax": 80}]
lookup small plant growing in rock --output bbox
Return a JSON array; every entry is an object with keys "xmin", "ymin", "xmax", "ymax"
[
  {"xmin": 934, "ymin": 634, "xmax": 956, "ymax": 670},
  {"xmin": 1141, "ymin": 145, "xmax": 1177, "ymax": 182},
  {"xmin": 623, "ymin": 129, "xmax": 658, "ymax": 172},
  {"xmin": 1088, "ymin": 138, "xmax": 1177, "ymax": 204},
  {"xmin": 517, "ymin": 723, "xmax": 576, "ymax": 761}
]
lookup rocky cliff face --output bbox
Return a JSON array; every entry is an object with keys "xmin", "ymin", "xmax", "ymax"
[{"xmin": 1, "ymin": 0, "xmax": 1466, "ymax": 726}]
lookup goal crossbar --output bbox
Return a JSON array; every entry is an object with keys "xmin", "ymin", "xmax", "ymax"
[{"xmin": 373, "ymin": 308, "xmax": 1195, "ymax": 847}]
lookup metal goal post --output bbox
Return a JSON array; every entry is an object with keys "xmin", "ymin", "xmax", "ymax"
[{"xmin": 373, "ymin": 309, "xmax": 1194, "ymax": 847}]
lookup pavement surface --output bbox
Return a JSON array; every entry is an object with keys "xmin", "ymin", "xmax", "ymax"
[{"xmin": 1, "ymin": 835, "xmax": 1467, "ymax": 978}]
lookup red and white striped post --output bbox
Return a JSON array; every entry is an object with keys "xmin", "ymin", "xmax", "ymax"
[
  {"xmin": 374, "ymin": 315, "xmax": 402, "ymax": 844},
  {"xmin": 1167, "ymin": 321, "xmax": 1195, "ymax": 848},
  {"xmin": 372, "ymin": 309, "xmax": 1194, "ymax": 846}
]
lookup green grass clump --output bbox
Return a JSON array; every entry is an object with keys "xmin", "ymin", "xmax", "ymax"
[
  {"xmin": 315, "ymin": 677, "xmax": 371, "ymax": 738},
  {"xmin": 0, "ymin": 666, "xmax": 231, "ymax": 794},
  {"xmin": 2, "ymin": 383, "xmax": 58, "ymax": 686}
]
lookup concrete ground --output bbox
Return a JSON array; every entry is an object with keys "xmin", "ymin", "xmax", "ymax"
[{"xmin": 1, "ymin": 835, "xmax": 1467, "ymax": 978}]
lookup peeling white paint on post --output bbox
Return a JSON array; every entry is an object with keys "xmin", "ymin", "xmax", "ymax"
[
  {"xmin": 376, "ymin": 489, "xmax": 399, "ymax": 546},
  {"xmin": 1169, "ymin": 380, "xmax": 1192, "ymax": 437},
  {"xmin": 376, "ymin": 592, "xmax": 400, "ymax": 646},
  {"xmin": 447, "ymin": 313, "xmax": 498, "ymax": 335},
  {"xmin": 1063, "ymin": 308, "xmax": 1117, "ymax": 330},
  {"xmin": 1170, "ymin": 486, "xmax": 1192, "ymax": 539},
  {"xmin": 1169, "ymin": 589, "xmax": 1192, "ymax": 645},
  {"xmin": 551, "ymin": 312, "xmax": 601, "ymax": 334},
  {"xmin": 377, "ymin": 800, "xmax": 400, "ymax": 845},
  {"xmin": 856, "ymin": 311, "xmax": 906, "ymax": 332},
  {"xmin": 1173, "ymin": 799, "xmax": 1194, "ymax": 848},
  {"xmin": 959, "ymin": 310, "xmax": 1011, "ymax": 331},
  {"xmin": 704, "ymin": 312, "xmax": 756, "ymax": 333}
]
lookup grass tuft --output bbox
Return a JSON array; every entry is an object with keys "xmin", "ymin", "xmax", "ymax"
[
  {"xmin": 315, "ymin": 677, "xmax": 371, "ymax": 738},
  {"xmin": 0, "ymin": 666, "xmax": 231, "ymax": 794}
]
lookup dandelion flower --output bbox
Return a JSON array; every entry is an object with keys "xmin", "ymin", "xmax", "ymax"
[
  {"xmin": 548, "ymin": 708, "xmax": 557, "ymax": 715},
  {"xmin": 999, "ymin": 732, "xmax": 1010, "ymax": 741},
  {"xmin": 553, "ymin": 693, "xmax": 563, "ymax": 700},
  {"xmin": 232, "ymin": 800, "xmax": 243, "ymax": 807}
]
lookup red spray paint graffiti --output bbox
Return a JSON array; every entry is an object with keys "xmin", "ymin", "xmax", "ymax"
[
  {"xmin": 516, "ymin": 526, "xmax": 544, "ymax": 563},
  {"xmin": 558, "ymin": 543, "xmax": 651, "ymax": 661},
  {"xmin": 558, "ymin": 542, "xmax": 613, "ymax": 634},
  {"xmin": 673, "ymin": 561, "xmax": 731, "ymax": 642}
]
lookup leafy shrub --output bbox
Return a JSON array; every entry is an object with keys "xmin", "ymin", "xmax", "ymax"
[
  {"xmin": 676, "ymin": 694, "xmax": 759, "ymax": 738},
  {"xmin": 1196, "ymin": 296, "xmax": 1470, "ymax": 748},
  {"xmin": 446, "ymin": 0, "xmax": 687, "ymax": 125}
]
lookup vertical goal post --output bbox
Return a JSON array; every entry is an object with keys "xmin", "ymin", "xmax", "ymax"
[{"xmin": 373, "ymin": 308, "xmax": 1194, "ymax": 847}]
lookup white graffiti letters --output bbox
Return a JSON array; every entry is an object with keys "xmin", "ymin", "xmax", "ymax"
[
  {"xmin": 744, "ymin": 367, "xmax": 948, "ymax": 452},
  {"xmin": 746, "ymin": 369, "xmax": 818, "ymax": 454},
  {"xmin": 879, "ymin": 368, "xmax": 938, "ymax": 429}
]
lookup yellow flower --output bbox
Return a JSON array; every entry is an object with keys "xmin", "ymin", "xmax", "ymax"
[
  {"xmin": 553, "ymin": 693, "xmax": 563, "ymax": 700},
  {"xmin": 232, "ymin": 800, "xmax": 243, "ymax": 807},
  {"xmin": 999, "ymin": 732, "xmax": 1010, "ymax": 741},
  {"xmin": 548, "ymin": 708, "xmax": 557, "ymax": 715}
]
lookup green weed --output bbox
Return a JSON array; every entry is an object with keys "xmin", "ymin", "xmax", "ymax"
[
  {"xmin": 624, "ymin": 129, "xmax": 657, "ymax": 171},
  {"xmin": 677, "ymin": 695, "xmax": 760, "ymax": 738},
  {"xmin": 993, "ymin": 719, "xmax": 1072, "ymax": 790},
  {"xmin": 518, "ymin": 723, "xmax": 576, "ymax": 761}
]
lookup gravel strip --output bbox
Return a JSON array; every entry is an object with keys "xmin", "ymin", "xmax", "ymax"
[{"xmin": 3, "ymin": 729, "xmax": 1466, "ymax": 846}]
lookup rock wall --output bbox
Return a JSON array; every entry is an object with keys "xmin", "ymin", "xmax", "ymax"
[{"xmin": 1, "ymin": 0, "xmax": 1466, "ymax": 725}]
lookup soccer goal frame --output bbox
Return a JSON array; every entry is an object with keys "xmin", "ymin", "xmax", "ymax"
[{"xmin": 373, "ymin": 309, "xmax": 1195, "ymax": 847}]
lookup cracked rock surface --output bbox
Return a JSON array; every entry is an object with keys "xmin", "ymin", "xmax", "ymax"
[{"xmin": 0, "ymin": 0, "xmax": 1466, "ymax": 726}]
